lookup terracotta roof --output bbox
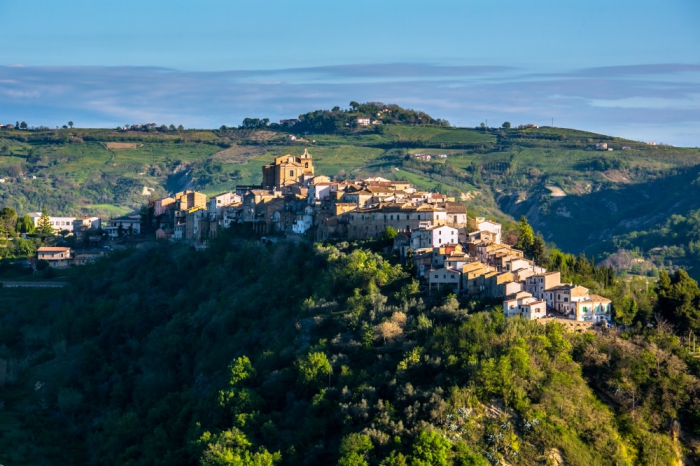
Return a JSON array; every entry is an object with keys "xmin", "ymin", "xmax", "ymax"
[
  {"xmin": 38, "ymin": 247, "xmax": 70, "ymax": 252},
  {"xmin": 587, "ymin": 294, "xmax": 612, "ymax": 303}
]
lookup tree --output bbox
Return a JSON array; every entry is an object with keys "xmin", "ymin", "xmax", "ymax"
[
  {"xmin": 338, "ymin": 433, "xmax": 373, "ymax": 466},
  {"xmin": 616, "ymin": 296, "xmax": 638, "ymax": 326},
  {"xmin": 199, "ymin": 428, "xmax": 281, "ymax": 466},
  {"xmin": 515, "ymin": 216, "xmax": 534, "ymax": 252},
  {"xmin": 16, "ymin": 214, "xmax": 36, "ymax": 234},
  {"xmin": 36, "ymin": 209, "xmax": 55, "ymax": 240},
  {"xmin": 177, "ymin": 124, "xmax": 184, "ymax": 131},
  {"xmin": 502, "ymin": 121, "xmax": 511, "ymax": 129},
  {"xmin": 378, "ymin": 226, "xmax": 398, "ymax": 246},
  {"xmin": 655, "ymin": 269, "xmax": 700, "ymax": 332},
  {"xmin": 68, "ymin": 121, "xmax": 74, "ymax": 128},
  {"xmin": 0, "ymin": 207, "xmax": 17, "ymax": 236},
  {"xmin": 349, "ymin": 101, "xmax": 360, "ymax": 111},
  {"xmin": 296, "ymin": 351, "xmax": 331, "ymax": 387},
  {"xmin": 375, "ymin": 320, "xmax": 403, "ymax": 345},
  {"xmin": 20, "ymin": 121, "xmax": 27, "ymax": 129},
  {"xmin": 410, "ymin": 430, "xmax": 450, "ymax": 466},
  {"xmin": 528, "ymin": 235, "xmax": 547, "ymax": 265}
]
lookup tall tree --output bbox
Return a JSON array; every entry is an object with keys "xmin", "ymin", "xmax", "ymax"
[
  {"xmin": 36, "ymin": 209, "xmax": 55, "ymax": 240},
  {"xmin": 655, "ymin": 269, "xmax": 700, "ymax": 332},
  {"xmin": 0, "ymin": 207, "xmax": 17, "ymax": 237},
  {"xmin": 68, "ymin": 121, "xmax": 74, "ymax": 128},
  {"xmin": 515, "ymin": 215, "xmax": 534, "ymax": 252},
  {"xmin": 16, "ymin": 214, "xmax": 36, "ymax": 234}
]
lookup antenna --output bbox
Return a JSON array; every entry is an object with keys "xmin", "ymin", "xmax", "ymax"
[{"xmin": 551, "ymin": 118, "xmax": 554, "ymax": 127}]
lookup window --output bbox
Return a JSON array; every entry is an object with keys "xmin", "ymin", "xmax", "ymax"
[
  {"xmin": 407, "ymin": 215, "xmax": 410, "ymax": 220},
  {"xmin": 564, "ymin": 297, "xmax": 568, "ymax": 302},
  {"xmin": 289, "ymin": 170, "xmax": 294, "ymax": 177},
  {"xmin": 305, "ymin": 162, "xmax": 309, "ymax": 168}
]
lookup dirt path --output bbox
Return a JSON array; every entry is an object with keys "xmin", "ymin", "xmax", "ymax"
[{"xmin": 545, "ymin": 185, "xmax": 566, "ymax": 197}]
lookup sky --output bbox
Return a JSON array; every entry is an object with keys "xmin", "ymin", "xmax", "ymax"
[{"xmin": 1, "ymin": 0, "xmax": 699, "ymax": 146}]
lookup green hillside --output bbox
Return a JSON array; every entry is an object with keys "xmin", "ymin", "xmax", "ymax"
[
  {"xmin": 1, "ymin": 118, "xmax": 699, "ymax": 275},
  {"xmin": 1, "ymin": 233, "xmax": 699, "ymax": 465}
]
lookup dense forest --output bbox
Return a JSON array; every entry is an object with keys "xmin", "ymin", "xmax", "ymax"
[{"xmin": 1, "ymin": 227, "xmax": 700, "ymax": 465}]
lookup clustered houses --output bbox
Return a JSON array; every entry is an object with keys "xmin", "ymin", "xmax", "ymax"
[
  {"xmin": 403, "ymin": 218, "xmax": 613, "ymax": 323},
  {"xmin": 149, "ymin": 149, "xmax": 471, "ymax": 243}
]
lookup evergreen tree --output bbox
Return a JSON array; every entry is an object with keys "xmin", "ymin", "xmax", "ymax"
[
  {"xmin": 36, "ymin": 209, "xmax": 55, "ymax": 241},
  {"xmin": 655, "ymin": 269, "xmax": 700, "ymax": 332},
  {"xmin": 515, "ymin": 216, "xmax": 534, "ymax": 253}
]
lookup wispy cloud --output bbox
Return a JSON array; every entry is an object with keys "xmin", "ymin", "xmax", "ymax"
[{"xmin": 0, "ymin": 63, "xmax": 698, "ymax": 146}]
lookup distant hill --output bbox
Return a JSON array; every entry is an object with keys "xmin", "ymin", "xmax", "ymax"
[{"xmin": 1, "ymin": 106, "xmax": 699, "ymax": 274}]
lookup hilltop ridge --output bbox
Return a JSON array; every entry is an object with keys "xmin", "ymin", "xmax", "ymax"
[{"xmin": 1, "ymin": 103, "xmax": 699, "ymax": 276}]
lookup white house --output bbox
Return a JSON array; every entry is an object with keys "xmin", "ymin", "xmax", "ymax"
[
  {"xmin": 356, "ymin": 118, "xmax": 371, "ymax": 126},
  {"xmin": 410, "ymin": 225, "xmax": 459, "ymax": 249},
  {"xmin": 292, "ymin": 205, "xmax": 314, "ymax": 234},
  {"xmin": 28, "ymin": 212, "xmax": 77, "ymax": 233},
  {"xmin": 104, "ymin": 214, "xmax": 142, "ymax": 238},
  {"xmin": 426, "ymin": 266, "xmax": 462, "ymax": 293},
  {"xmin": 503, "ymin": 291, "xmax": 547, "ymax": 320},
  {"xmin": 476, "ymin": 218, "xmax": 502, "ymax": 244},
  {"xmin": 208, "ymin": 192, "xmax": 240, "ymax": 218}
]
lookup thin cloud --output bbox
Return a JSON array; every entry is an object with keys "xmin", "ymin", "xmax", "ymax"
[{"xmin": 0, "ymin": 64, "xmax": 698, "ymax": 146}]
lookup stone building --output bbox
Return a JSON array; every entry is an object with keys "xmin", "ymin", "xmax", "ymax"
[{"xmin": 262, "ymin": 149, "xmax": 314, "ymax": 190}]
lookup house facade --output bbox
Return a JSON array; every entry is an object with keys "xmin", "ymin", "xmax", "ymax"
[{"xmin": 37, "ymin": 247, "xmax": 72, "ymax": 268}]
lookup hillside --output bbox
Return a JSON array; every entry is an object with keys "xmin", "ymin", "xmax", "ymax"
[
  {"xmin": 1, "ymin": 232, "xmax": 699, "ymax": 465},
  {"xmin": 1, "ymin": 113, "xmax": 699, "ymax": 274}
]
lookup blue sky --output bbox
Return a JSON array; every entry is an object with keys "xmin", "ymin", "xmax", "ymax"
[{"xmin": 1, "ymin": 0, "xmax": 699, "ymax": 145}]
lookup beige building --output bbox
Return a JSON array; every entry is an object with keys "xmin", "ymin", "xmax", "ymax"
[
  {"xmin": 524, "ymin": 271, "xmax": 561, "ymax": 302},
  {"xmin": 174, "ymin": 191, "xmax": 207, "ymax": 211},
  {"xmin": 262, "ymin": 149, "xmax": 314, "ymax": 190},
  {"xmin": 37, "ymin": 247, "xmax": 72, "ymax": 268}
]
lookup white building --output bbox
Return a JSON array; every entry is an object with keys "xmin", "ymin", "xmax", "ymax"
[
  {"xmin": 475, "ymin": 218, "xmax": 502, "ymax": 244},
  {"xmin": 426, "ymin": 267, "xmax": 462, "ymax": 293},
  {"xmin": 410, "ymin": 225, "xmax": 459, "ymax": 249},
  {"xmin": 356, "ymin": 118, "xmax": 371, "ymax": 126},
  {"xmin": 28, "ymin": 212, "xmax": 77, "ymax": 233},
  {"xmin": 292, "ymin": 205, "xmax": 314, "ymax": 235},
  {"xmin": 208, "ymin": 192, "xmax": 240, "ymax": 217},
  {"xmin": 503, "ymin": 291, "xmax": 547, "ymax": 320},
  {"xmin": 104, "ymin": 214, "xmax": 142, "ymax": 238}
]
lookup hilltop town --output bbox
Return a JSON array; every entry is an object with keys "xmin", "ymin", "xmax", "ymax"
[{"xmin": 22, "ymin": 149, "xmax": 612, "ymax": 324}]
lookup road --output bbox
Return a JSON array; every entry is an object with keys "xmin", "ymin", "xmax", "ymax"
[{"xmin": 0, "ymin": 281, "xmax": 69, "ymax": 288}]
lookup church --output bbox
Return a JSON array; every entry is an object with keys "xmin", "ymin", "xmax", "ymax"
[{"xmin": 262, "ymin": 148, "xmax": 315, "ymax": 190}]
